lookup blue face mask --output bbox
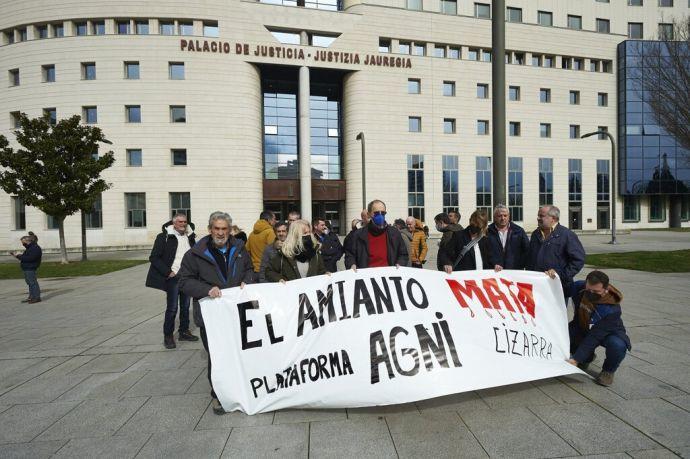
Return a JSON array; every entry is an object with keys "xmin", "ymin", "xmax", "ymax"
[{"xmin": 372, "ymin": 213, "xmax": 386, "ymax": 226}]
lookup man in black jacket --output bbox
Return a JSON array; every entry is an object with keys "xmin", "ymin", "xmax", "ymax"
[
  {"xmin": 11, "ymin": 232, "xmax": 42, "ymax": 303},
  {"xmin": 146, "ymin": 213, "xmax": 198, "ymax": 349},
  {"xmin": 488, "ymin": 204, "xmax": 530, "ymax": 271},
  {"xmin": 178, "ymin": 211, "xmax": 254, "ymax": 415},
  {"xmin": 313, "ymin": 217, "xmax": 343, "ymax": 272},
  {"xmin": 434, "ymin": 213, "xmax": 463, "ymax": 271}
]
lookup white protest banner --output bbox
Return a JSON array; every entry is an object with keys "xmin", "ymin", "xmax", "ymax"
[{"xmin": 201, "ymin": 267, "xmax": 581, "ymax": 414}]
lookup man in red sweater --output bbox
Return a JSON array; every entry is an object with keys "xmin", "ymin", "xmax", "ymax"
[{"xmin": 344, "ymin": 200, "xmax": 409, "ymax": 269}]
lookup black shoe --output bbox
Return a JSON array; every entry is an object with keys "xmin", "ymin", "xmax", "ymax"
[
  {"xmin": 211, "ymin": 398, "xmax": 225, "ymax": 415},
  {"xmin": 28, "ymin": 298, "xmax": 42, "ymax": 304},
  {"xmin": 178, "ymin": 330, "xmax": 199, "ymax": 342},
  {"xmin": 21, "ymin": 298, "xmax": 31, "ymax": 303},
  {"xmin": 164, "ymin": 335, "xmax": 176, "ymax": 349}
]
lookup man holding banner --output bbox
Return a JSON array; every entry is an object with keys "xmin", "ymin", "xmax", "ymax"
[{"xmin": 178, "ymin": 211, "xmax": 255, "ymax": 415}]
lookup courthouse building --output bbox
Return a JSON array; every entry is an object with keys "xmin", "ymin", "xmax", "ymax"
[{"xmin": 1, "ymin": 0, "xmax": 689, "ymax": 250}]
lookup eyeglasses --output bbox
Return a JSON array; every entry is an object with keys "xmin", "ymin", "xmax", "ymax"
[{"xmin": 372, "ymin": 211, "xmax": 387, "ymax": 216}]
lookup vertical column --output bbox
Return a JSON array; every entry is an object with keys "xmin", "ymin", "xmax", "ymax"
[{"xmin": 299, "ymin": 66, "xmax": 312, "ymax": 222}]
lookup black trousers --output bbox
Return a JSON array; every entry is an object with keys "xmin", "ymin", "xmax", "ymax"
[{"xmin": 199, "ymin": 327, "xmax": 217, "ymax": 399}]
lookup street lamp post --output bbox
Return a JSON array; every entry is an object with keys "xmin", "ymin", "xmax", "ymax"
[
  {"xmin": 581, "ymin": 130, "xmax": 617, "ymax": 244},
  {"xmin": 356, "ymin": 132, "xmax": 366, "ymax": 210}
]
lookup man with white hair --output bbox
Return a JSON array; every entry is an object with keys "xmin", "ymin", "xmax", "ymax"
[
  {"xmin": 488, "ymin": 204, "xmax": 529, "ymax": 271},
  {"xmin": 527, "ymin": 205, "xmax": 585, "ymax": 302},
  {"xmin": 179, "ymin": 211, "xmax": 254, "ymax": 415}
]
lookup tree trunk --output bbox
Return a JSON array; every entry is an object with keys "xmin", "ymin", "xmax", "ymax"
[
  {"xmin": 58, "ymin": 216, "xmax": 68, "ymax": 264},
  {"xmin": 80, "ymin": 211, "xmax": 88, "ymax": 261}
]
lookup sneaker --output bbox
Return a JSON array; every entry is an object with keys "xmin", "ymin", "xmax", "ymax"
[
  {"xmin": 164, "ymin": 335, "xmax": 176, "ymax": 349},
  {"xmin": 28, "ymin": 298, "xmax": 42, "ymax": 304},
  {"xmin": 178, "ymin": 330, "xmax": 199, "ymax": 342},
  {"xmin": 211, "ymin": 398, "xmax": 225, "ymax": 415},
  {"xmin": 595, "ymin": 371, "xmax": 615, "ymax": 386}
]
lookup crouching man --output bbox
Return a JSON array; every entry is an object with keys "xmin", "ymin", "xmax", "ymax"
[{"xmin": 567, "ymin": 270, "xmax": 631, "ymax": 386}]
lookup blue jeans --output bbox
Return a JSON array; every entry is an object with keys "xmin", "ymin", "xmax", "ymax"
[
  {"xmin": 23, "ymin": 269, "xmax": 40, "ymax": 300},
  {"xmin": 570, "ymin": 324, "xmax": 627, "ymax": 373},
  {"xmin": 164, "ymin": 276, "xmax": 190, "ymax": 336}
]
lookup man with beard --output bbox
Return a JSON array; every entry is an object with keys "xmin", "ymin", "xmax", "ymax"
[
  {"xmin": 178, "ymin": 211, "xmax": 254, "ymax": 415},
  {"xmin": 345, "ymin": 199, "xmax": 408, "ymax": 269}
]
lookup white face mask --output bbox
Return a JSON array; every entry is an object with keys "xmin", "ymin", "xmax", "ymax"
[{"xmin": 323, "ymin": 228, "xmax": 329, "ymax": 235}]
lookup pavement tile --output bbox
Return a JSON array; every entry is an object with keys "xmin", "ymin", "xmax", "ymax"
[
  {"xmin": 633, "ymin": 364, "xmax": 690, "ymax": 393},
  {"xmin": 0, "ymin": 401, "xmax": 79, "ymax": 444},
  {"xmin": 273, "ymin": 408, "xmax": 347, "ymax": 424},
  {"xmin": 69, "ymin": 353, "xmax": 146, "ymax": 374},
  {"xmin": 116, "ymin": 394, "xmax": 210, "ymax": 435},
  {"xmin": 310, "ymin": 418, "xmax": 397, "ymax": 458},
  {"xmin": 127, "ymin": 350, "xmax": 195, "ymax": 370},
  {"xmin": 604, "ymin": 367, "xmax": 685, "ymax": 400},
  {"xmin": 627, "ymin": 449, "xmax": 681, "ymax": 458},
  {"xmin": 530, "ymin": 403, "xmax": 657, "ymax": 454},
  {"xmin": 0, "ymin": 357, "xmax": 70, "ymax": 392},
  {"xmin": 56, "ymin": 371, "xmax": 147, "ymax": 401},
  {"xmin": 415, "ymin": 391, "xmax": 490, "ymax": 414},
  {"xmin": 222, "ymin": 423, "xmax": 308, "ymax": 458},
  {"xmin": 557, "ymin": 374, "xmax": 627, "ymax": 408},
  {"xmin": 346, "ymin": 403, "xmax": 419, "ymax": 420},
  {"xmin": 0, "ymin": 374, "xmax": 90, "ymax": 404},
  {"xmin": 180, "ymin": 349, "xmax": 209, "ymax": 369},
  {"xmin": 136, "ymin": 429, "xmax": 230, "ymax": 458},
  {"xmin": 386, "ymin": 410, "xmax": 488, "ymax": 458},
  {"xmin": 461, "ymin": 406, "xmax": 579, "ymax": 458},
  {"xmin": 605, "ymin": 398, "xmax": 690, "ymax": 448},
  {"xmin": 0, "ymin": 440, "xmax": 67, "ymax": 458},
  {"xmin": 629, "ymin": 342, "xmax": 690, "ymax": 366},
  {"xmin": 53, "ymin": 434, "xmax": 151, "ymax": 458},
  {"xmin": 122, "ymin": 368, "xmax": 203, "ymax": 397},
  {"xmin": 185, "ymin": 369, "xmax": 212, "ymax": 395},
  {"xmin": 37, "ymin": 397, "xmax": 149, "ymax": 441},
  {"xmin": 477, "ymin": 382, "xmax": 559, "ymax": 409},
  {"xmin": 663, "ymin": 395, "xmax": 690, "ymax": 412},
  {"xmin": 532, "ymin": 378, "xmax": 590, "ymax": 404},
  {"xmin": 196, "ymin": 403, "xmax": 274, "ymax": 429}
]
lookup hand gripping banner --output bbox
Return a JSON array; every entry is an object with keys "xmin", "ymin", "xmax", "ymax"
[{"xmin": 200, "ymin": 268, "xmax": 581, "ymax": 414}]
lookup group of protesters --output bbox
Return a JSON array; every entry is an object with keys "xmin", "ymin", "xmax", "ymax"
[{"xmin": 138, "ymin": 199, "xmax": 631, "ymax": 415}]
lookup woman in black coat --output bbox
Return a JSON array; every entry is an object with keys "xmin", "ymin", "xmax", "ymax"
[
  {"xmin": 445, "ymin": 210, "xmax": 493, "ymax": 272},
  {"xmin": 265, "ymin": 219, "xmax": 326, "ymax": 282}
]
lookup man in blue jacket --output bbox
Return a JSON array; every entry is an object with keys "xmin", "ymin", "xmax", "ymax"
[
  {"xmin": 527, "ymin": 205, "xmax": 585, "ymax": 302},
  {"xmin": 567, "ymin": 270, "xmax": 630, "ymax": 386},
  {"xmin": 488, "ymin": 204, "xmax": 529, "ymax": 271},
  {"xmin": 11, "ymin": 232, "xmax": 42, "ymax": 303}
]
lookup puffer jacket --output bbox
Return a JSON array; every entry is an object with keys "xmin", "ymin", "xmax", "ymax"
[
  {"xmin": 409, "ymin": 219, "xmax": 428, "ymax": 265},
  {"xmin": 247, "ymin": 219, "xmax": 276, "ymax": 272}
]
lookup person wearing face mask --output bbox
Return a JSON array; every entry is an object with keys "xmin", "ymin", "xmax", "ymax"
[
  {"xmin": 178, "ymin": 211, "xmax": 254, "ymax": 415},
  {"xmin": 566, "ymin": 270, "xmax": 630, "ymax": 386},
  {"xmin": 434, "ymin": 212, "xmax": 463, "ymax": 271},
  {"xmin": 444, "ymin": 210, "xmax": 493, "ymax": 273},
  {"xmin": 258, "ymin": 221, "xmax": 288, "ymax": 283},
  {"xmin": 10, "ymin": 232, "xmax": 42, "ymax": 303},
  {"xmin": 345, "ymin": 200, "xmax": 408, "ymax": 269},
  {"xmin": 313, "ymin": 218, "xmax": 343, "ymax": 273},
  {"xmin": 265, "ymin": 219, "xmax": 326, "ymax": 282}
]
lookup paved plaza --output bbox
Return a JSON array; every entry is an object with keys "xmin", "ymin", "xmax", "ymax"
[{"xmin": 0, "ymin": 231, "xmax": 689, "ymax": 458}]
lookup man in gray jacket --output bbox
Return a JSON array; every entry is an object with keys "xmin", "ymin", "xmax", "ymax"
[{"xmin": 178, "ymin": 211, "xmax": 254, "ymax": 415}]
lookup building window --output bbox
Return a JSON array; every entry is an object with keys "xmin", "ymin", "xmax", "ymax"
[
  {"xmin": 263, "ymin": 84, "xmax": 298, "ymax": 179},
  {"xmin": 596, "ymin": 18, "xmax": 610, "ymax": 34},
  {"xmin": 570, "ymin": 125, "xmax": 581, "ymax": 139},
  {"xmin": 443, "ymin": 118, "xmax": 456, "ymax": 134},
  {"xmin": 543, "ymin": 55, "xmax": 554, "ymax": 68},
  {"xmin": 568, "ymin": 159, "xmax": 582, "ymax": 202},
  {"xmin": 379, "ymin": 39, "xmax": 391, "ymax": 53},
  {"xmin": 476, "ymin": 156, "xmax": 492, "ymax": 214},
  {"xmin": 477, "ymin": 120, "xmax": 489, "ymax": 135},
  {"xmin": 124, "ymin": 62, "xmax": 140, "ymax": 79},
  {"xmin": 481, "ymin": 50, "xmax": 492, "ymax": 62},
  {"xmin": 43, "ymin": 108, "xmax": 56, "ymax": 125},
  {"xmin": 37, "ymin": 25, "xmax": 48, "ymax": 39},
  {"xmin": 540, "ymin": 88, "xmax": 551, "ymax": 103},
  {"xmin": 42, "ymin": 64, "xmax": 55, "ymax": 83},
  {"xmin": 407, "ymin": 154, "xmax": 425, "ymax": 221},
  {"xmin": 169, "ymin": 62, "xmax": 185, "ymax": 80},
  {"xmin": 475, "ymin": 3, "xmax": 490, "ymax": 18},
  {"xmin": 9, "ymin": 69, "xmax": 20, "ymax": 86},
  {"xmin": 178, "ymin": 22, "xmax": 193, "ymax": 35},
  {"xmin": 126, "ymin": 105, "xmax": 141, "ymax": 123},
  {"xmin": 448, "ymin": 47, "xmax": 460, "ymax": 59},
  {"xmin": 159, "ymin": 21, "xmax": 175, "ymax": 35},
  {"xmin": 468, "ymin": 48, "xmax": 479, "ymax": 61},
  {"xmin": 309, "ymin": 84, "xmax": 341, "ymax": 179},
  {"xmin": 270, "ymin": 31, "xmax": 301, "ymax": 45},
  {"xmin": 442, "ymin": 155, "xmax": 459, "ymax": 214},
  {"xmin": 681, "ymin": 196, "xmax": 690, "ymax": 221},
  {"xmin": 170, "ymin": 106, "xmax": 186, "ymax": 123},
  {"xmin": 126, "ymin": 149, "xmax": 142, "ymax": 166},
  {"xmin": 514, "ymin": 52, "xmax": 524, "ymax": 65},
  {"xmin": 432, "ymin": 45, "xmax": 445, "ymax": 58},
  {"xmin": 82, "ymin": 106, "xmax": 97, "ymax": 124},
  {"xmin": 539, "ymin": 158, "xmax": 554, "ymax": 205},
  {"xmin": 506, "ymin": 7, "xmax": 522, "ymax": 23},
  {"xmin": 628, "ymin": 22, "xmax": 643, "ymax": 39},
  {"xmin": 440, "ymin": 0, "xmax": 457, "ymax": 15},
  {"xmin": 658, "ymin": 0, "xmax": 673, "ymax": 6},
  {"xmin": 408, "ymin": 78, "xmax": 421, "ymax": 94},
  {"xmin": 590, "ymin": 60, "xmax": 600, "ymax": 72},
  {"xmin": 412, "ymin": 43, "xmax": 426, "ymax": 56},
  {"xmin": 509, "ymin": 121, "xmax": 520, "ymax": 136},
  {"xmin": 597, "ymin": 159, "xmax": 610, "ymax": 202},
  {"xmin": 407, "ymin": 0, "xmax": 423, "ymax": 9},
  {"xmin": 12, "ymin": 197, "xmax": 26, "ymax": 230},
  {"xmin": 125, "ymin": 193, "xmax": 146, "ymax": 228},
  {"xmin": 598, "ymin": 92, "xmax": 608, "ymax": 107},
  {"xmin": 649, "ymin": 196, "xmax": 666, "ymax": 222},
  {"xmin": 569, "ymin": 90, "xmax": 580, "ymax": 105},
  {"xmin": 170, "ymin": 192, "xmax": 191, "ymax": 221},
  {"xmin": 84, "ymin": 195, "xmax": 103, "ymax": 229},
  {"xmin": 477, "ymin": 83, "xmax": 489, "ymax": 99},
  {"xmin": 562, "ymin": 57, "xmax": 573, "ymax": 70},
  {"xmin": 540, "ymin": 123, "xmax": 551, "ymax": 138},
  {"xmin": 172, "ymin": 149, "xmax": 187, "ymax": 166},
  {"xmin": 116, "ymin": 20, "xmax": 130, "ymax": 35},
  {"xmin": 53, "ymin": 23, "xmax": 64, "ymax": 37},
  {"xmin": 47, "ymin": 215, "xmax": 59, "ymax": 230},
  {"xmin": 659, "ymin": 23, "xmax": 674, "ymax": 40},
  {"xmin": 399, "ymin": 41, "xmax": 411, "ymax": 54},
  {"xmin": 310, "ymin": 34, "xmax": 337, "ymax": 47},
  {"xmin": 623, "ymin": 196, "xmax": 640, "ymax": 222},
  {"xmin": 82, "ymin": 62, "xmax": 96, "ymax": 80},
  {"xmin": 203, "ymin": 21, "xmax": 219, "ymax": 37},
  {"xmin": 10, "ymin": 111, "xmax": 21, "ymax": 129},
  {"xmin": 133, "ymin": 20, "xmax": 148, "ymax": 35},
  {"xmin": 443, "ymin": 81, "xmax": 455, "ymax": 96},
  {"xmin": 538, "ymin": 11, "xmax": 553, "ymax": 27},
  {"xmin": 598, "ymin": 126, "xmax": 608, "ymax": 140},
  {"xmin": 568, "ymin": 15, "xmax": 582, "ymax": 30},
  {"xmin": 602, "ymin": 60, "xmax": 612, "ymax": 73},
  {"xmin": 408, "ymin": 116, "xmax": 421, "ymax": 132},
  {"xmin": 75, "ymin": 22, "xmax": 87, "ymax": 36},
  {"xmin": 628, "ymin": 0, "xmax": 643, "ymax": 4},
  {"xmin": 508, "ymin": 157, "xmax": 523, "ymax": 222},
  {"xmin": 92, "ymin": 21, "xmax": 105, "ymax": 35},
  {"xmin": 509, "ymin": 86, "xmax": 520, "ymax": 101},
  {"xmin": 573, "ymin": 58, "xmax": 584, "ymax": 70}
]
